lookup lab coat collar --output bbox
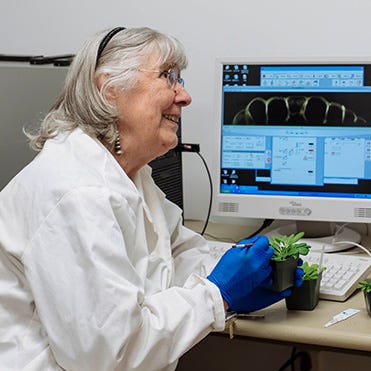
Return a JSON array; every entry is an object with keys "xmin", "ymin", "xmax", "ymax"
[{"xmin": 72, "ymin": 128, "xmax": 172, "ymax": 265}]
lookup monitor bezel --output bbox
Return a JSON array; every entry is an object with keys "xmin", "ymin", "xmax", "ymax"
[{"xmin": 212, "ymin": 57, "xmax": 371, "ymax": 224}]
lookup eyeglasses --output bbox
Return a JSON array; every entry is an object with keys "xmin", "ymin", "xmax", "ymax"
[{"xmin": 139, "ymin": 68, "xmax": 184, "ymax": 89}]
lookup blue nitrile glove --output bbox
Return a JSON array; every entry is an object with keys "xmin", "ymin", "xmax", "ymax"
[
  {"xmin": 229, "ymin": 259, "xmax": 304, "ymax": 313},
  {"xmin": 207, "ymin": 235, "xmax": 274, "ymax": 311},
  {"xmin": 223, "ymin": 238, "xmax": 305, "ymax": 312},
  {"xmin": 230, "ymin": 260, "xmax": 305, "ymax": 312},
  {"xmin": 230, "ymin": 285, "xmax": 291, "ymax": 313},
  {"xmin": 295, "ymin": 258, "xmax": 304, "ymax": 287}
]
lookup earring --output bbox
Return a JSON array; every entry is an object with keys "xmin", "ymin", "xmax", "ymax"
[{"xmin": 114, "ymin": 128, "xmax": 123, "ymax": 155}]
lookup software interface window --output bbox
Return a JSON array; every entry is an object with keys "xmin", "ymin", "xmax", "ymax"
[{"xmin": 220, "ymin": 64, "xmax": 371, "ymax": 200}]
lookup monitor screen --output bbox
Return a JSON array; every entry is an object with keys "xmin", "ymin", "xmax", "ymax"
[{"xmin": 213, "ymin": 59, "xmax": 371, "ymax": 247}]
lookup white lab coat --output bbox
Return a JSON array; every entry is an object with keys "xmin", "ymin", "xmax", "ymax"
[{"xmin": 0, "ymin": 128, "xmax": 225, "ymax": 371}]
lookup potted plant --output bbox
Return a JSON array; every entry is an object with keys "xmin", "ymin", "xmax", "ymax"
[
  {"xmin": 268, "ymin": 232, "xmax": 311, "ymax": 292},
  {"xmin": 359, "ymin": 279, "xmax": 371, "ymax": 317},
  {"xmin": 285, "ymin": 261, "xmax": 326, "ymax": 310}
]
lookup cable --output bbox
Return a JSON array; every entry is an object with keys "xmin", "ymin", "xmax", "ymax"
[
  {"xmin": 332, "ymin": 240, "xmax": 371, "ymax": 256},
  {"xmin": 328, "ymin": 223, "xmax": 371, "ymax": 255},
  {"xmin": 278, "ymin": 346, "xmax": 296, "ymax": 371},
  {"xmin": 334, "ymin": 222, "xmax": 369, "ymax": 239},
  {"xmin": 277, "ymin": 346, "xmax": 312, "ymax": 371},
  {"xmin": 333, "ymin": 222, "xmax": 349, "ymax": 238},
  {"xmin": 290, "ymin": 346, "xmax": 296, "ymax": 371},
  {"xmin": 202, "ymin": 232, "xmax": 235, "ymax": 243},
  {"xmin": 176, "ymin": 143, "xmax": 212, "ymax": 236},
  {"xmin": 240, "ymin": 218, "xmax": 275, "ymax": 240},
  {"xmin": 196, "ymin": 151, "xmax": 213, "ymax": 235}
]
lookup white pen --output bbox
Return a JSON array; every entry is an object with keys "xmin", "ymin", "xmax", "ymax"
[
  {"xmin": 231, "ymin": 243, "xmax": 253, "ymax": 248},
  {"xmin": 324, "ymin": 308, "xmax": 360, "ymax": 327}
]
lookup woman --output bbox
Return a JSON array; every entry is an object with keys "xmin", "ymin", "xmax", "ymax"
[{"xmin": 0, "ymin": 27, "xmax": 299, "ymax": 371}]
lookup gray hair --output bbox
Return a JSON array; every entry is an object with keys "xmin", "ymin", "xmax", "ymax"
[{"xmin": 25, "ymin": 27, "xmax": 188, "ymax": 151}]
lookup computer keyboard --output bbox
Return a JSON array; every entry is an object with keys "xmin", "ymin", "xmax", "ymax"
[
  {"xmin": 303, "ymin": 251, "xmax": 371, "ymax": 301},
  {"xmin": 207, "ymin": 240, "xmax": 371, "ymax": 302}
]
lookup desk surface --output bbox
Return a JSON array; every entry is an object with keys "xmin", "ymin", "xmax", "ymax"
[
  {"xmin": 231, "ymin": 290, "xmax": 371, "ymax": 352},
  {"xmin": 185, "ymin": 220, "xmax": 371, "ymax": 353}
]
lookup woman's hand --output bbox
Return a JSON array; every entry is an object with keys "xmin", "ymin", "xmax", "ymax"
[{"xmin": 207, "ymin": 236, "xmax": 273, "ymax": 311}]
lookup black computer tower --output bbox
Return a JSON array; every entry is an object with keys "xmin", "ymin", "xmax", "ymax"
[{"xmin": 149, "ymin": 127, "xmax": 183, "ymax": 210}]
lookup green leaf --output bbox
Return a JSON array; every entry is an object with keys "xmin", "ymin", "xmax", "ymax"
[
  {"xmin": 359, "ymin": 280, "xmax": 371, "ymax": 293},
  {"xmin": 301, "ymin": 261, "xmax": 327, "ymax": 280},
  {"xmin": 269, "ymin": 232, "xmax": 311, "ymax": 261}
]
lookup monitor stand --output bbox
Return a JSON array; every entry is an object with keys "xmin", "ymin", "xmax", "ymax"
[{"xmin": 267, "ymin": 221, "xmax": 361, "ymax": 253}]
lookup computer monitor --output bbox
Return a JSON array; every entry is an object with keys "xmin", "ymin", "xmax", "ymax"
[{"xmin": 212, "ymin": 58, "xmax": 371, "ymax": 252}]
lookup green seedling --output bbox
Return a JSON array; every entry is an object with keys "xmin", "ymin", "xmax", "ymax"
[
  {"xmin": 301, "ymin": 261, "xmax": 326, "ymax": 281},
  {"xmin": 269, "ymin": 231, "xmax": 311, "ymax": 261},
  {"xmin": 359, "ymin": 279, "xmax": 371, "ymax": 293}
]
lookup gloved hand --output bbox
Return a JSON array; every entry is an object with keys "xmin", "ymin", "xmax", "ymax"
[
  {"xmin": 207, "ymin": 235, "xmax": 273, "ymax": 311},
  {"xmin": 230, "ymin": 258, "xmax": 305, "ymax": 312},
  {"xmin": 230, "ymin": 285, "xmax": 291, "ymax": 313},
  {"xmin": 295, "ymin": 258, "xmax": 304, "ymax": 287}
]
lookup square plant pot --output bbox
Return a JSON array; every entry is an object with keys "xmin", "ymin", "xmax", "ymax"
[
  {"xmin": 285, "ymin": 273, "xmax": 322, "ymax": 311},
  {"xmin": 364, "ymin": 291, "xmax": 371, "ymax": 317},
  {"xmin": 269, "ymin": 257, "xmax": 298, "ymax": 292},
  {"xmin": 285, "ymin": 274, "xmax": 322, "ymax": 310}
]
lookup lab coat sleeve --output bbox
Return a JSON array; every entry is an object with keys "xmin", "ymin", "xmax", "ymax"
[
  {"xmin": 162, "ymin": 197, "xmax": 219, "ymax": 284},
  {"xmin": 23, "ymin": 186, "xmax": 225, "ymax": 371}
]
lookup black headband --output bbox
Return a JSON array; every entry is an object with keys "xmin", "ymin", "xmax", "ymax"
[{"xmin": 95, "ymin": 27, "xmax": 126, "ymax": 68}]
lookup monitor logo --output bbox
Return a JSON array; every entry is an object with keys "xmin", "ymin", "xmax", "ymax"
[
  {"xmin": 279, "ymin": 205, "xmax": 312, "ymax": 216},
  {"xmin": 289, "ymin": 201, "xmax": 303, "ymax": 207}
]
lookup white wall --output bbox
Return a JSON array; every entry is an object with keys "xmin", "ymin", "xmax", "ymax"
[{"xmin": 2, "ymin": 0, "xmax": 371, "ymax": 222}]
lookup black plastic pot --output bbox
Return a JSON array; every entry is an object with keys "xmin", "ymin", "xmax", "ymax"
[
  {"xmin": 269, "ymin": 257, "xmax": 298, "ymax": 292},
  {"xmin": 285, "ymin": 273, "xmax": 322, "ymax": 311},
  {"xmin": 364, "ymin": 291, "xmax": 371, "ymax": 317}
]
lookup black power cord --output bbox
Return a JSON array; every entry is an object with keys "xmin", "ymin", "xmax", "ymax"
[
  {"xmin": 240, "ymin": 218, "xmax": 275, "ymax": 240},
  {"xmin": 176, "ymin": 143, "xmax": 212, "ymax": 236},
  {"xmin": 196, "ymin": 152, "xmax": 212, "ymax": 235},
  {"xmin": 278, "ymin": 346, "xmax": 312, "ymax": 371}
]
